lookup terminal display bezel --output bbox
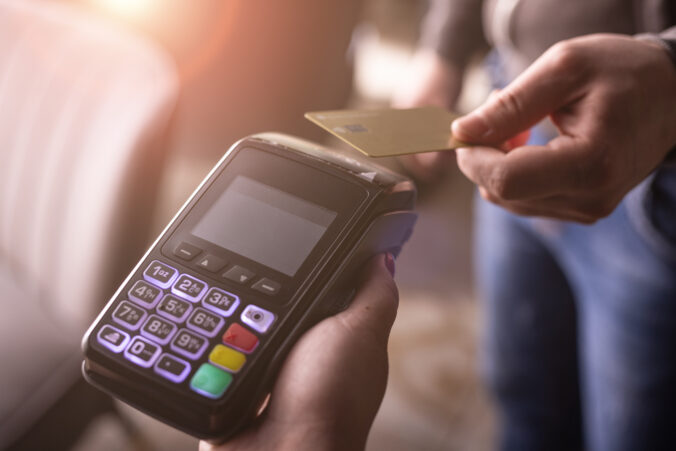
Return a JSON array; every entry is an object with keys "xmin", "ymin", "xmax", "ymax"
[{"xmin": 161, "ymin": 147, "xmax": 368, "ymax": 300}]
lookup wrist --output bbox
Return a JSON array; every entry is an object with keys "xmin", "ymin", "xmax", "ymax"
[
  {"xmin": 265, "ymin": 421, "xmax": 367, "ymax": 451},
  {"xmin": 635, "ymin": 34, "xmax": 676, "ymax": 150},
  {"xmin": 201, "ymin": 421, "xmax": 358, "ymax": 451},
  {"xmin": 635, "ymin": 34, "xmax": 676, "ymax": 68}
]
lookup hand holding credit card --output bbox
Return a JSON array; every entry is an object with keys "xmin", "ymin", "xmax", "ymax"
[{"xmin": 305, "ymin": 106, "xmax": 467, "ymax": 157}]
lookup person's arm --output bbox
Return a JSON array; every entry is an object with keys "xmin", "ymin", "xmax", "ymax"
[
  {"xmin": 637, "ymin": 26, "xmax": 676, "ymax": 68},
  {"xmin": 637, "ymin": 26, "xmax": 676, "ymax": 165},
  {"xmin": 451, "ymin": 32, "xmax": 676, "ymax": 223},
  {"xmin": 200, "ymin": 254, "xmax": 398, "ymax": 451},
  {"xmin": 394, "ymin": 0, "xmax": 487, "ymax": 108},
  {"xmin": 393, "ymin": 0, "xmax": 486, "ymax": 181}
]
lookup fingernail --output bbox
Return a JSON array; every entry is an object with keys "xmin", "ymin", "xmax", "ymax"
[
  {"xmin": 385, "ymin": 253, "xmax": 395, "ymax": 277},
  {"xmin": 452, "ymin": 115, "xmax": 492, "ymax": 142}
]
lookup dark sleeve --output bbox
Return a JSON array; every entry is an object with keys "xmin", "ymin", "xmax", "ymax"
[
  {"xmin": 637, "ymin": 26, "xmax": 676, "ymax": 67},
  {"xmin": 649, "ymin": 26, "xmax": 676, "ymax": 165},
  {"xmin": 661, "ymin": 25, "xmax": 676, "ymax": 40},
  {"xmin": 656, "ymin": 26, "xmax": 676, "ymax": 66},
  {"xmin": 659, "ymin": 27, "xmax": 676, "ymax": 65},
  {"xmin": 418, "ymin": 0, "xmax": 487, "ymax": 68}
]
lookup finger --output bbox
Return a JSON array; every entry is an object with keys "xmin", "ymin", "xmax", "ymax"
[
  {"xmin": 465, "ymin": 89, "xmax": 531, "ymax": 151},
  {"xmin": 502, "ymin": 204, "xmax": 591, "ymax": 223},
  {"xmin": 504, "ymin": 128, "xmax": 531, "ymax": 150},
  {"xmin": 478, "ymin": 187, "xmax": 597, "ymax": 223},
  {"xmin": 479, "ymin": 185, "xmax": 617, "ymax": 224},
  {"xmin": 415, "ymin": 150, "xmax": 455, "ymax": 166},
  {"xmin": 335, "ymin": 254, "xmax": 399, "ymax": 345},
  {"xmin": 452, "ymin": 44, "xmax": 583, "ymax": 144},
  {"xmin": 456, "ymin": 136, "xmax": 590, "ymax": 200},
  {"xmin": 398, "ymin": 152, "xmax": 454, "ymax": 182}
]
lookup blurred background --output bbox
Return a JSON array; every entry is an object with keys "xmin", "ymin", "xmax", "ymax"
[{"xmin": 0, "ymin": 0, "xmax": 493, "ymax": 449}]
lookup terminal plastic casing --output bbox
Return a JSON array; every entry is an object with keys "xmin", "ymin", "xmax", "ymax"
[{"xmin": 81, "ymin": 132, "xmax": 417, "ymax": 441}]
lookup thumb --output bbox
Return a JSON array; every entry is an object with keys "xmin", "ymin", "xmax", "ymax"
[
  {"xmin": 452, "ymin": 44, "xmax": 581, "ymax": 145},
  {"xmin": 335, "ymin": 254, "xmax": 399, "ymax": 345}
]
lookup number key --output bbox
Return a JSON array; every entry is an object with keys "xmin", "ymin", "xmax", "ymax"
[
  {"xmin": 143, "ymin": 260, "xmax": 178, "ymax": 289},
  {"xmin": 172, "ymin": 274, "xmax": 207, "ymax": 302},
  {"xmin": 112, "ymin": 301, "xmax": 148, "ymax": 331},
  {"xmin": 187, "ymin": 308, "xmax": 224, "ymax": 337},
  {"xmin": 171, "ymin": 329, "xmax": 208, "ymax": 360},
  {"xmin": 128, "ymin": 280, "xmax": 162, "ymax": 308},
  {"xmin": 124, "ymin": 336, "xmax": 160, "ymax": 368},
  {"xmin": 141, "ymin": 314, "xmax": 177, "ymax": 345},
  {"xmin": 156, "ymin": 294, "xmax": 192, "ymax": 323},
  {"xmin": 202, "ymin": 287, "xmax": 239, "ymax": 317}
]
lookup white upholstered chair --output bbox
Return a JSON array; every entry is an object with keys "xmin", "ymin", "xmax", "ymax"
[{"xmin": 0, "ymin": 0, "xmax": 178, "ymax": 448}]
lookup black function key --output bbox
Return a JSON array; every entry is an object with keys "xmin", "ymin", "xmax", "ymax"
[
  {"xmin": 156, "ymin": 294, "xmax": 193, "ymax": 323},
  {"xmin": 252, "ymin": 277, "xmax": 281, "ymax": 296},
  {"xmin": 196, "ymin": 254, "xmax": 227, "ymax": 273},
  {"xmin": 174, "ymin": 242, "xmax": 202, "ymax": 261},
  {"xmin": 187, "ymin": 308, "xmax": 225, "ymax": 337},
  {"xmin": 172, "ymin": 274, "xmax": 207, "ymax": 302},
  {"xmin": 112, "ymin": 301, "xmax": 148, "ymax": 331},
  {"xmin": 128, "ymin": 280, "xmax": 162, "ymax": 308},
  {"xmin": 202, "ymin": 287, "xmax": 239, "ymax": 317},
  {"xmin": 144, "ymin": 260, "xmax": 178, "ymax": 289},
  {"xmin": 222, "ymin": 265, "xmax": 255, "ymax": 285},
  {"xmin": 171, "ymin": 329, "xmax": 208, "ymax": 360},
  {"xmin": 154, "ymin": 353, "xmax": 191, "ymax": 383},
  {"xmin": 124, "ymin": 336, "xmax": 161, "ymax": 368},
  {"xmin": 141, "ymin": 314, "xmax": 178, "ymax": 345}
]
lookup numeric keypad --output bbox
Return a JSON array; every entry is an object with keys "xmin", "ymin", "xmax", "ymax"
[{"xmin": 98, "ymin": 259, "xmax": 278, "ymax": 401}]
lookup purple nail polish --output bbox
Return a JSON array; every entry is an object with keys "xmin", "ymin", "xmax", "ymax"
[{"xmin": 385, "ymin": 253, "xmax": 395, "ymax": 277}]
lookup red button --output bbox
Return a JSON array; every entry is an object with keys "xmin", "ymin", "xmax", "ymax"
[{"xmin": 223, "ymin": 323, "xmax": 259, "ymax": 353}]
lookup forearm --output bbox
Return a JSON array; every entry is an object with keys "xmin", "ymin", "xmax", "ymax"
[
  {"xmin": 419, "ymin": 0, "xmax": 487, "ymax": 68},
  {"xmin": 636, "ymin": 26, "xmax": 676, "ymax": 158},
  {"xmin": 203, "ymin": 423, "xmax": 366, "ymax": 451}
]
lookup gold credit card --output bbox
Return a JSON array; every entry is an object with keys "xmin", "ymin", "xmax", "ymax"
[{"xmin": 305, "ymin": 106, "xmax": 465, "ymax": 157}]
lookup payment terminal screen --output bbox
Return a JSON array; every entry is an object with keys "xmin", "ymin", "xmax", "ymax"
[{"xmin": 192, "ymin": 176, "xmax": 337, "ymax": 276}]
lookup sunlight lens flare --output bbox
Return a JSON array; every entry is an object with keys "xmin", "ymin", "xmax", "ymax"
[{"xmin": 92, "ymin": 0, "xmax": 157, "ymax": 19}]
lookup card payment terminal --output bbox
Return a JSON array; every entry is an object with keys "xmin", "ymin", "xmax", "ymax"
[{"xmin": 82, "ymin": 133, "xmax": 417, "ymax": 441}]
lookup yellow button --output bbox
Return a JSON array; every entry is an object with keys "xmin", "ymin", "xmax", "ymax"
[{"xmin": 209, "ymin": 344, "xmax": 246, "ymax": 373}]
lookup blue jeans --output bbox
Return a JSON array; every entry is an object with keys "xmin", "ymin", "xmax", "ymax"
[{"xmin": 475, "ymin": 167, "xmax": 676, "ymax": 450}]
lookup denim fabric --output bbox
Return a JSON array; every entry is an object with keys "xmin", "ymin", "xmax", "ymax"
[{"xmin": 475, "ymin": 148, "xmax": 676, "ymax": 450}]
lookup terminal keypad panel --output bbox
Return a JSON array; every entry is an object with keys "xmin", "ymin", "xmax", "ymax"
[{"xmin": 95, "ymin": 258, "xmax": 271, "ymax": 399}]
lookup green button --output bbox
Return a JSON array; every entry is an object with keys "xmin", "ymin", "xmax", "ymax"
[{"xmin": 190, "ymin": 363, "xmax": 233, "ymax": 399}]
